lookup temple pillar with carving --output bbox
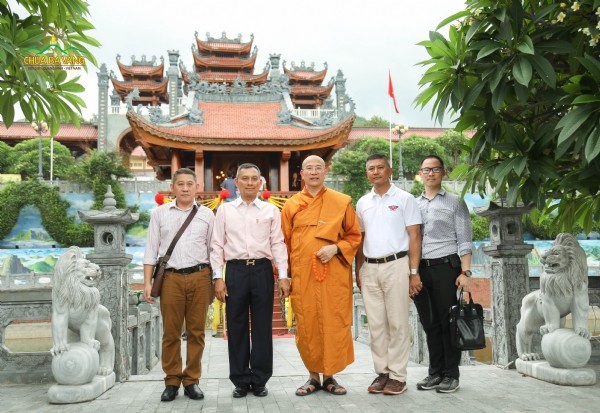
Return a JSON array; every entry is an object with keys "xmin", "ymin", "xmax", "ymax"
[
  {"xmin": 171, "ymin": 150, "xmax": 181, "ymax": 177},
  {"xmin": 195, "ymin": 150, "xmax": 205, "ymax": 191},
  {"xmin": 280, "ymin": 151, "xmax": 290, "ymax": 191},
  {"xmin": 476, "ymin": 203, "xmax": 533, "ymax": 367},
  {"xmin": 79, "ymin": 186, "xmax": 139, "ymax": 382},
  {"xmin": 167, "ymin": 50, "xmax": 180, "ymax": 118},
  {"xmin": 97, "ymin": 64, "xmax": 109, "ymax": 152}
]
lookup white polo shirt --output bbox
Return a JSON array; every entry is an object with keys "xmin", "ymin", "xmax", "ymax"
[{"xmin": 356, "ymin": 184, "xmax": 422, "ymax": 258}]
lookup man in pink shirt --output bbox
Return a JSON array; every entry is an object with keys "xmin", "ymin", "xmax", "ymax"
[{"xmin": 210, "ymin": 163, "xmax": 291, "ymax": 398}]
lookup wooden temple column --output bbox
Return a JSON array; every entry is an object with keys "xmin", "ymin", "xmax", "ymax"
[
  {"xmin": 195, "ymin": 150, "xmax": 205, "ymax": 191},
  {"xmin": 280, "ymin": 151, "xmax": 290, "ymax": 191},
  {"xmin": 171, "ymin": 149, "xmax": 181, "ymax": 177}
]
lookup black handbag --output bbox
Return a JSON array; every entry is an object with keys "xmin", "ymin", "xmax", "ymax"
[{"xmin": 449, "ymin": 289, "xmax": 486, "ymax": 350}]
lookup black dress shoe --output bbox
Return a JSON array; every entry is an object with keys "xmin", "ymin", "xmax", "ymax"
[
  {"xmin": 253, "ymin": 386, "xmax": 268, "ymax": 397},
  {"xmin": 232, "ymin": 384, "xmax": 249, "ymax": 398},
  {"xmin": 161, "ymin": 385, "xmax": 179, "ymax": 402},
  {"xmin": 184, "ymin": 383, "xmax": 204, "ymax": 400}
]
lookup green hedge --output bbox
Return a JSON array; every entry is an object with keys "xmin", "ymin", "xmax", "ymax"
[{"xmin": 0, "ymin": 180, "xmax": 93, "ymax": 246}]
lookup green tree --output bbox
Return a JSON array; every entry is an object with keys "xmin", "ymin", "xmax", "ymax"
[
  {"xmin": 331, "ymin": 138, "xmax": 391, "ymax": 204},
  {"xmin": 0, "ymin": 0, "xmax": 100, "ymax": 135},
  {"xmin": 415, "ymin": 0, "xmax": 600, "ymax": 232},
  {"xmin": 354, "ymin": 115, "xmax": 389, "ymax": 128},
  {"xmin": 435, "ymin": 130, "xmax": 470, "ymax": 170},
  {"xmin": 0, "ymin": 141, "xmax": 13, "ymax": 173},
  {"xmin": 471, "ymin": 214, "xmax": 490, "ymax": 241},
  {"xmin": 69, "ymin": 150, "xmax": 131, "ymax": 209},
  {"xmin": 400, "ymin": 135, "xmax": 447, "ymax": 178},
  {"xmin": 8, "ymin": 138, "xmax": 74, "ymax": 179}
]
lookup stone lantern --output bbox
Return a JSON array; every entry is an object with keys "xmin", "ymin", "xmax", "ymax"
[
  {"xmin": 475, "ymin": 202, "xmax": 533, "ymax": 367},
  {"xmin": 79, "ymin": 186, "xmax": 138, "ymax": 382}
]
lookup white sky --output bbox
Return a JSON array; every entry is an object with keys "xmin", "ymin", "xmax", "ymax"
[{"xmin": 77, "ymin": 0, "xmax": 465, "ymax": 127}]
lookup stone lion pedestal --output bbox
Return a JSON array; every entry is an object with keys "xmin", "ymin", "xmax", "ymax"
[
  {"xmin": 515, "ymin": 233, "xmax": 596, "ymax": 386},
  {"xmin": 47, "ymin": 247, "xmax": 116, "ymax": 404},
  {"xmin": 516, "ymin": 328, "xmax": 596, "ymax": 386}
]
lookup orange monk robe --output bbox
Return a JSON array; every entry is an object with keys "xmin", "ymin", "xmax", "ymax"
[{"xmin": 281, "ymin": 187, "xmax": 361, "ymax": 375}]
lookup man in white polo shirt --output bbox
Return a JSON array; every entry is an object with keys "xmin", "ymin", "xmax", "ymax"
[{"xmin": 355, "ymin": 154, "xmax": 422, "ymax": 396}]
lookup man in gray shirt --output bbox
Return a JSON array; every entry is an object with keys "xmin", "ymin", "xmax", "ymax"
[{"xmin": 413, "ymin": 155, "xmax": 472, "ymax": 394}]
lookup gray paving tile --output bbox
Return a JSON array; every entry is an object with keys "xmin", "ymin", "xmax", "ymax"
[{"xmin": 1, "ymin": 333, "xmax": 599, "ymax": 412}]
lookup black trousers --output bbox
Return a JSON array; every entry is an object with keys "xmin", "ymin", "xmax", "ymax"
[
  {"xmin": 414, "ymin": 260, "xmax": 462, "ymax": 379},
  {"xmin": 225, "ymin": 260, "xmax": 274, "ymax": 387}
]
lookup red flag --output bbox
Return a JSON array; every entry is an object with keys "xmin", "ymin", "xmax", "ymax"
[{"xmin": 388, "ymin": 71, "xmax": 399, "ymax": 114}]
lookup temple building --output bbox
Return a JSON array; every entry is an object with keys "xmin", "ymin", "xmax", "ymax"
[{"xmin": 100, "ymin": 31, "xmax": 356, "ymax": 193}]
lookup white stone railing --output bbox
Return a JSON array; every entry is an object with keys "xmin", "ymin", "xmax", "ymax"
[{"xmin": 292, "ymin": 108, "xmax": 337, "ymax": 119}]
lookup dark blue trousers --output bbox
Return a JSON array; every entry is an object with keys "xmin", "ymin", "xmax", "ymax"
[{"xmin": 225, "ymin": 260, "xmax": 274, "ymax": 387}]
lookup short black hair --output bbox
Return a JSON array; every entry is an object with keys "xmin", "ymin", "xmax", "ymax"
[
  {"xmin": 366, "ymin": 153, "xmax": 391, "ymax": 168},
  {"xmin": 420, "ymin": 154, "xmax": 445, "ymax": 170},
  {"xmin": 236, "ymin": 163, "xmax": 261, "ymax": 177},
  {"xmin": 172, "ymin": 167, "xmax": 196, "ymax": 182}
]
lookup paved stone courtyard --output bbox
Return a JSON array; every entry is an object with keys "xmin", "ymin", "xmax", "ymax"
[{"xmin": 2, "ymin": 334, "xmax": 599, "ymax": 412}]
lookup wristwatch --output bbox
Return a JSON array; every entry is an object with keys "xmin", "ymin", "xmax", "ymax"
[
  {"xmin": 410, "ymin": 269, "xmax": 418, "ymax": 275},
  {"xmin": 461, "ymin": 270, "xmax": 472, "ymax": 277}
]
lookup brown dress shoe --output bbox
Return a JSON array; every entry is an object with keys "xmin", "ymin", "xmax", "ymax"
[
  {"xmin": 383, "ymin": 379, "xmax": 407, "ymax": 395},
  {"xmin": 368, "ymin": 373, "xmax": 389, "ymax": 393}
]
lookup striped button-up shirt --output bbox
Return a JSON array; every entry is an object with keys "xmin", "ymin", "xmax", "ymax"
[
  {"xmin": 416, "ymin": 189, "xmax": 472, "ymax": 259},
  {"xmin": 143, "ymin": 201, "xmax": 214, "ymax": 269}
]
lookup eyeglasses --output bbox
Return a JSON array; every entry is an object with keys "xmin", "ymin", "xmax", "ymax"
[{"xmin": 420, "ymin": 167, "xmax": 443, "ymax": 174}]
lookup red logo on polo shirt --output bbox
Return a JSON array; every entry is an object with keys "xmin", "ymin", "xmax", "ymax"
[{"xmin": 388, "ymin": 205, "xmax": 399, "ymax": 211}]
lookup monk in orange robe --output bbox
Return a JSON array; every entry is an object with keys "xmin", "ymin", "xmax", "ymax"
[{"xmin": 281, "ymin": 155, "xmax": 361, "ymax": 396}]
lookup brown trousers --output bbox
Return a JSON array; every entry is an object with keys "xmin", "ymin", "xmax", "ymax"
[{"xmin": 159, "ymin": 266, "xmax": 211, "ymax": 387}]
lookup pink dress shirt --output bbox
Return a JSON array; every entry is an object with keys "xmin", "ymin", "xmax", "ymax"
[{"xmin": 210, "ymin": 198, "xmax": 288, "ymax": 279}]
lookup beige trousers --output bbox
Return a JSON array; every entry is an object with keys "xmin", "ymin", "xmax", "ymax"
[{"xmin": 360, "ymin": 256, "xmax": 410, "ymax": 381}]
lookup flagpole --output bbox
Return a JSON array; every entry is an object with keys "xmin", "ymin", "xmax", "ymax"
[{"xmin": 389, "ymin": 96, "xmax": 393, "ymax": 169}]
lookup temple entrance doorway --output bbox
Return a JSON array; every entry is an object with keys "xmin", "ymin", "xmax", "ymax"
[{"xmin": 208, "ymin": 152, "xmax": 276, "ymax": 191}]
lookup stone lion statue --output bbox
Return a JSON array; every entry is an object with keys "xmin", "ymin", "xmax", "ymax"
[
  {"xmin": 50, "ymin": 246, "xmax": 115, "ymax": 375},
  {"xmin": 516, "ymin": 233, "xmax": 590, "ymax": 361}
]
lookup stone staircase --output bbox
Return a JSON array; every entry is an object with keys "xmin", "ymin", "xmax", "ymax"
[{"xmin": 272, "ymin": 286, "xmax": 290, "ymax": 336}]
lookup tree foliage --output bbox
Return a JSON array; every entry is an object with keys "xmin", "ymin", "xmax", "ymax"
[
  {"xmin": 0, "ymin": 0, "xmax": 100, "ymax": 135},
  {"xmin": 435, "ymin": 130, "xmax": 470, "ymax": 169},
  {"xmin": 400, "ymin": 135, "xmax": 448, "ymax": 178},
  {"xmin": 331, "ymin": 138, "xmax": 391, "ymax": 204},
  {"xmin": 0, "ymin": 180, "xmax": 93, "ymax": 246},
  {"xmin": 8, "ymin": 138, "xmax": 74, "ymax": 179},
  {"xmin": 353, "ymin": 115, "xmax": 390, "ymax": 128},
  {"xmin": 415, "ymin": 0, "xmax": 600, "ymax": 232},
  {"xmin": 0, "ymin": 140, "xmax": 13, "ymax": 172},
  {"xmin": 68, "ymin": 150, "xmax": 131, "ymax": 209}
]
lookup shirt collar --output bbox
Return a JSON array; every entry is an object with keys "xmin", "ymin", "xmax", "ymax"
[
  {"xmin": 168, "ymin": 200, "xmax": 198, "ymax": 211},
  {"xmin": 232, "ymin": 197, "xmax": 264, "ymax": 208},
  {"xmin": 370, "ymin": 183, "xmax": 397, "ymax": 198},
  {"xmin": 418, "ymin": 188, "xmax": 446, "ymax": 200}
]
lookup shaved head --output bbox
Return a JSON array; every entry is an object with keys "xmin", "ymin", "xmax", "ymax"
[{"xmin": 302, "ymin": 155, "xmax": 325, "ymax": 169}]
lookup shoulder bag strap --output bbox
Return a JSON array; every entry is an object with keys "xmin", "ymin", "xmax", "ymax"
[{"xmin": 162, "ymin": 204, "xmax": 198, "ymax": 261}]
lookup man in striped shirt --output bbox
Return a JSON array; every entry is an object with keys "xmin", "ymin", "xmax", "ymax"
[
  {"xmin": 143, "ymin": 168, "xmax": 214, "ymax": 402},
  {"xmin": 414, "ymin": 155, "xmax": 472, "ymax": 394}
]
